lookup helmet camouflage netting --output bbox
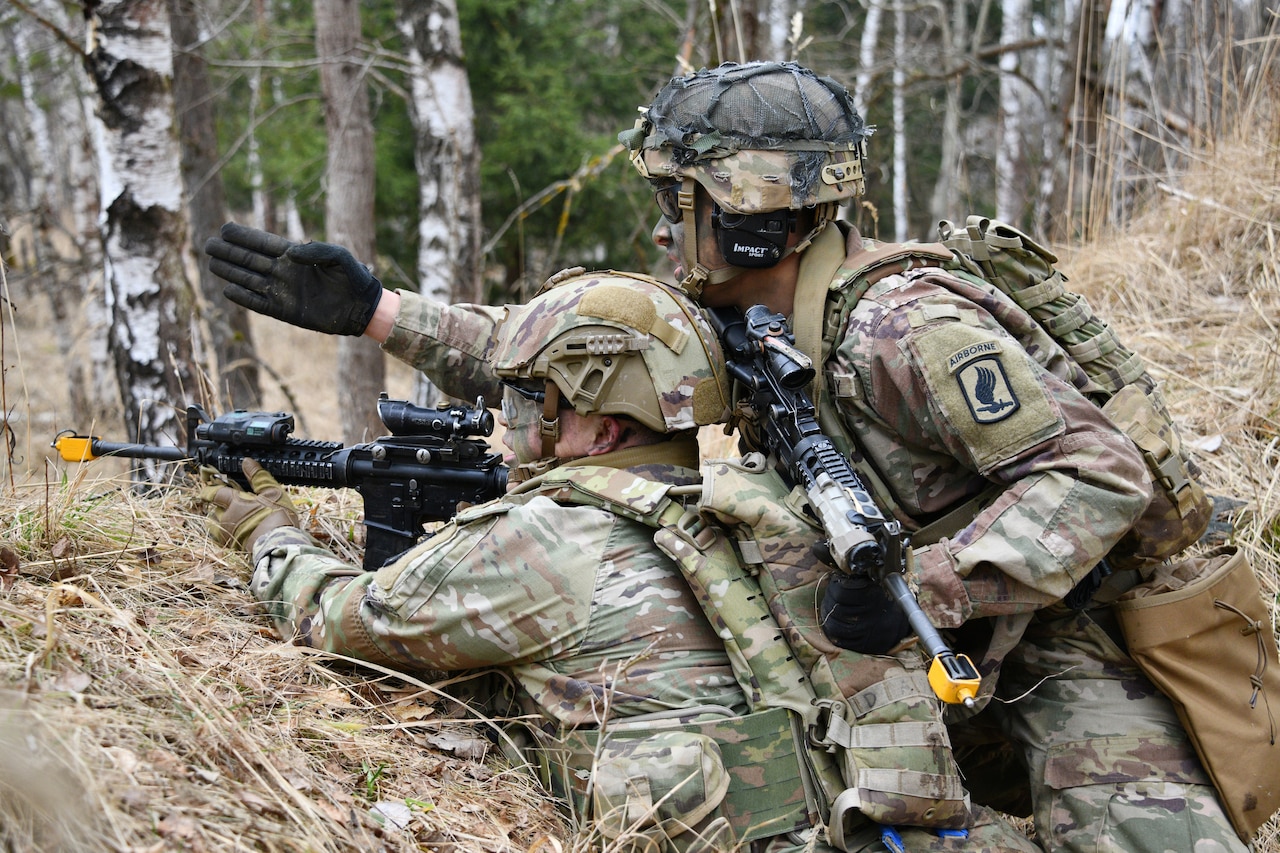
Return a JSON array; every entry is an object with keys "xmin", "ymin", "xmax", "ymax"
[{"xmin": 621, "ymin": 61, "xmax": 872, "ymax": 213}]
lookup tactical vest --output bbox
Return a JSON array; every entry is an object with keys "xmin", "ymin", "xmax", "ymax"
[
  {"xmin": 800, "ymin": 218, "xmax": 1211, "ymax": 570},
  {"xmin": 519, "ymin": 460, "xmax": 971, "ymax": 852}
]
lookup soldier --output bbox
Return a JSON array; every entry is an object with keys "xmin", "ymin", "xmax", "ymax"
[
  {"xmin": 619, "ymin": 60, "xmax": 1245, "ymax": 851},
  {"xmin": 202, "ymin": 235, "xmax": 1050, "ymax": 850}
]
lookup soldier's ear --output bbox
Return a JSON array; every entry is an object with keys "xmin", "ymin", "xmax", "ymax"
[{"xmin": 590, "ymin": 415, "xmax": 636, "ymax": 455}]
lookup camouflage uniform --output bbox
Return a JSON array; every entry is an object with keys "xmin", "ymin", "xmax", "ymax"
[
  {"xmin": 248, "ymin": 445, "xmax": 747, "ymax": 727},
  {"xmin": 801, "ymin": 221, "xmax": 1245, "ymax": 852}
]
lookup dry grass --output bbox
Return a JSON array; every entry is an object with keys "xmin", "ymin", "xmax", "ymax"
[
  {"xmin": 2, "ymin": 91, "xmax": 1279, "ymax": 853},
  {"xmin": 0, "ymin": 477, "xmax": 567, "ymax": 852}
]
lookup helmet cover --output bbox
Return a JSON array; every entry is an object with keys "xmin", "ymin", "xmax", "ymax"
[
  {"xmin": 621, "ymin": 61, "xmax": 871, "ymax": 213},
  {"xmin": 491, "ymin": 270, "xmax": 731, "ymax": 433}
]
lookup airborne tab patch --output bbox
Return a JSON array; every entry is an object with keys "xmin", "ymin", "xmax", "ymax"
[
  {"xmin": 910, "ymin": 321, "xmax": 1063, "ymax": 472},
  {"xmin": 954, "ymin": 356, "xmax": 1020, "ymax": 423}
]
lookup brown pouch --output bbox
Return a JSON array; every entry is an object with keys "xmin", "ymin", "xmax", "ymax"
[{"xmin": 1113, "ymin": 545, "xmax": 1280, "ymax": 841}]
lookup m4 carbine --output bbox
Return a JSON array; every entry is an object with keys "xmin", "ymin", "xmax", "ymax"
[
  {"xmin": 54, "ymin": 393, "xmax": 508, "ymax": 570},
  {"xmin": 710, "ymin": 305, "xmax": 981, "ymax": 707}
]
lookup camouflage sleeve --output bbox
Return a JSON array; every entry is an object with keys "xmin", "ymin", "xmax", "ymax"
[
  {"xmin": 846, "ymin": 293, "xmax": 1151, "ymax": 627},
  {"xmin": 380, "ymin": 289, "xmax": 508, "ymax": 402},
  {"xmin": 247, "ymin": 500, "xmax": 624, "ymax": 671}
]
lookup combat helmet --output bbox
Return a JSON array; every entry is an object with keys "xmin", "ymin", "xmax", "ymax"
[
  {"xmin": 491, "ymin": 268, "xmax": 731, "ymax": 467},
  {"xmin": 619, "ymin": 61, "xmax": 870, "ymax": 298}
]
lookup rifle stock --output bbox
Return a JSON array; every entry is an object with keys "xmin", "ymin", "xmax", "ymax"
[{"xmin": 54, "ymin": 392, "xmax": 508, "ymax": 570}]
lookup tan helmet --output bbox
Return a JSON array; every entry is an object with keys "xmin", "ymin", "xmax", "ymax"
[
  {"xmin": 619, "ymin": 61, "xmax": 870, "ymax": 297},
  {"xmin": 491, "ymin": 269, "xmax": 730, "ymax": 458}
]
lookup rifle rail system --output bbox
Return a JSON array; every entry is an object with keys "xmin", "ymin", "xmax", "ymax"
[{"xmin": 54, "ymin": 393, "xmax": 508, "ymax": 570}]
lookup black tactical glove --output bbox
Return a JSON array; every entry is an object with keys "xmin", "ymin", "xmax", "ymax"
[
  {"xmin": 820, "ymin": 573, "xmax": 912, "ymax": 655},
  {"xmin": 204, "ymin": 222, "xmax": 383, "ymax": 336}
]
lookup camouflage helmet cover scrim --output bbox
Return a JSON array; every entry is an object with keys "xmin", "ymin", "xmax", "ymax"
[
  {"xmin": 490, "ymin": 270, "xmax": 731, "ymax": 433},
  {"xmin": 620, "ymin": 61, "xmax": 871, "ymax": 213}
]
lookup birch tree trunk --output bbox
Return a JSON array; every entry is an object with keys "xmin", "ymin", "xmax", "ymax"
[
  {"xmin": 853, "ymin": 1, "xmax": 883, "ymax": 119},
  {"xmin": 1102, "ymin": 0, "xmax": 1160, "ymax": 226},
  {"xmin": 83, "ymin": 0, "xmax": 199, "ymax": 476},
  {"xmin": 396, "ymin": 0, "xmax": 482, "ymax": 406},
  {"xmin": 765, "ymin": 0, "xmax": 800, "ymax": 60},
  {"xmin": 9, "ymin": 1, "xmax": 113, "ymax": 422},
  {"xmin": 996, "ymin": 0, "xmax": 1031, "ymax": 224},
  {"xmin": 315, "ymin": 0, "xmax": 383, "ymax": 442},
  {"xmin": 850, "ymin": 0, "xmax": 883, "ymax": 236},
  {"xmin": 927, "ymin": 1, "xmax": 968, "ymax": 228},
  {"xmin": 1062, "ymin": 0, "xmax": 1109, "ymax": 238},
  {"xmin": 169, "ymin": 0, "xmax": 260, "ymax": 409}
]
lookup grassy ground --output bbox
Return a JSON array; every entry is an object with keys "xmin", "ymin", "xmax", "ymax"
[{"xmin": 2, "ymin": 101, "xmax": 1279, "ymax": 853}]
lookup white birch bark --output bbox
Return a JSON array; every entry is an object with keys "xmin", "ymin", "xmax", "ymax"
[
  {"xmin": 928, "ymin": 2, "xmax": 968, "ymax": 228},
  {"xmin": 892, "ymin": 1, "xmax": 908, "ymax": 241},
  {"xmin": 11, "ymin": 2, "xmax": 114, "ymax": 420},
  {"xmin": 1102, "ymin": 0, "xmax": 1159, "ymax": 223},
  {"xmin": 396, "ymin": 0, "xmax": 483, "ymax": 406},
  {"xmin": 996, "ymin": 0, "xmax": 1031, "ymax": 223},
  {"xmin": 853, "ymin": 1, "xmax": 884, "ymax": 119},
  {"xmin": 83, "ymin": 0, "xmax": 199, "ymax": 476}
]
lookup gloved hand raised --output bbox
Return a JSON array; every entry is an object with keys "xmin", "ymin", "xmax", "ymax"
[
  {"xmin": 204, "ymin": 222, "xmax": 383, "ymax": 336},
  {"xmin": 198, "ymin": 458, "xmax": 300, "ymax": 554},
  {"xmin": 820, "ymin": 572, "xmax": 912, "ymax": 655}
]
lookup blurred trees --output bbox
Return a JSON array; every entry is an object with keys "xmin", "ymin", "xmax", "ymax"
[
  {"xmin": 169, "ymin": 0, "xmax": 260, "ymax": 410},
  {"xmin": 314, "ymin": 0, "xmax": 383, "ymax": 442}
]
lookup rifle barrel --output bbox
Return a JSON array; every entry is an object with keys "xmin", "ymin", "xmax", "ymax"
[{"xmin": 53, "ymin": 434, "xmax": 188, "ymax": 464}]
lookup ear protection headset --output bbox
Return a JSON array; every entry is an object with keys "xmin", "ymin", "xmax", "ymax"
[{"xmin": 712, "ymin": 205, "xmax": 797, "ymax": 268}]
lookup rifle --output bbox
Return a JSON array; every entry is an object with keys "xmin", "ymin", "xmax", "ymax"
[
  {"xmin": 53, "ymin": 392, "xmax": 509, "ymax": 570},
  {"xmin": 709, "ymin": 305, "xmax": 981, "ymax": 707}
]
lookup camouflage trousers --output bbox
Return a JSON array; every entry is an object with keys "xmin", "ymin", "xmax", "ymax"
[{"xmin": 949, "ymin": 602, "xmax": 1246, "ymax": 853}]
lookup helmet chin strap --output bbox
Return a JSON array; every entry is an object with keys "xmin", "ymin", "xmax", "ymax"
[
  {"xmin": 539, "ymin": 379, "xmax": 562, "ymax": 459},
  {"xmin": 505, "ymin": 379, "xmax": 565, "ymax": 486},
  {"xmin": 677, "ymin": 178, "xmax": 834, "ymax": 301}
]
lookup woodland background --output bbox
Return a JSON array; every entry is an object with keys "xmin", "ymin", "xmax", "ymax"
[{"xmin": 0, "ymin": 1, "xmax": 1279, "ymax": 851}]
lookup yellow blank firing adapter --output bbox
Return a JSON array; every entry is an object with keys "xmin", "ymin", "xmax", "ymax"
[
  {"xmin": 53, "ymin": 432, "xmax": 99, "ymax": 462},
  {"xmin": 928, "ymin": 652, "xmax": 981, "ymax": 707}
]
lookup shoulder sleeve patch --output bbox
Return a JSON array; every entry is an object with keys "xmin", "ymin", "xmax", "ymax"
[{"xmin": 907, "ymin": 321, "xmax": 1065, "ymax": 472}]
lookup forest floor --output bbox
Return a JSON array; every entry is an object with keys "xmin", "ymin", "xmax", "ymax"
[{"xmin": 2, "ymin": 121, "xmax": 1279, "ymax": 850}]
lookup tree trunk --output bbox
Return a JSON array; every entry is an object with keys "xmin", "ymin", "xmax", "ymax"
[
  {"xmin": 396, "ymin": 0, "xmax": 482, "ymax": 406},
  {"xmin": 711, "ymin": 0, "xmax": 763, "ymax": 64},
  {"xmin": 891, "ymin": 2, "xmax": 908, "ymax": 242},
  {"xmin": 12, "ymin": 13, "xmax": 91, "ymax": 421},
  {"xmin": 928, "ymin": 1, "xmax": 967, "ymax": 228},
  {"xmin": 996, "ymin": 0, "xmax": 1032, "ymax": 224},
  {"xmin": 83, "ymin": 0, "xmax": 200, "ymax": 478},
  {"xmin": 1062, "ymin": 0, "xmax": 1110, "ymax": 239},
  {"xmin": 765, "ymin": 0, "xmax": 800, "ymax": 60},
  {"xmin": 169, "ymin": 0, "xmax": 261, "ymax": 410},
  {"xmin": 314, "ymin": 0, "xmax": 383, "ymax": 442}
]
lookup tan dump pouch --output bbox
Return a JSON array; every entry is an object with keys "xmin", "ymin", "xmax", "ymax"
[
  {"xmin": 552, "ymin": 707, "xmax": 815, "ymax": 850},
  {"xmin": 1113, "ymin": 545, "xmax": 1280, "ymax": 841}
]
